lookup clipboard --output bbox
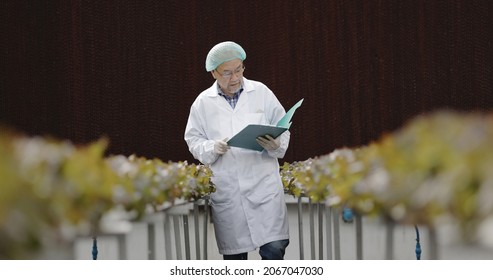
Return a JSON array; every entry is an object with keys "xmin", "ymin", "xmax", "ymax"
[{"xmin": 227, "ymin": 98, "xmax": 304, "ymax": 151}]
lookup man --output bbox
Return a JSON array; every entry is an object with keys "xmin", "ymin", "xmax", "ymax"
[{"xmin": 184, "ymin": 41, "xmax": 290, "ymax": 260}]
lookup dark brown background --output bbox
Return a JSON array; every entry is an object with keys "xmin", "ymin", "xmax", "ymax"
[{"xmin": 1, "ymin": 1, "xmax": 492, "ymax": 164}]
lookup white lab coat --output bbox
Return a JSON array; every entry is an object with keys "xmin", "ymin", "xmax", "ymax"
[{"xmin": 184, "ymin": 77, "xmax": 290, "ymax": 255}]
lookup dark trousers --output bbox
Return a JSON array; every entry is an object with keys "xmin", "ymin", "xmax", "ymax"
[{"xmin": 223, "ymin": 239, "xmax": 289, "ymax": 260}]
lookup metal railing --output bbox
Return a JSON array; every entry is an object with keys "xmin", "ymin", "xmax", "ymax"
[{"xmin": 89, "ymin": 195, "xmax": 430, "ymax": 260}]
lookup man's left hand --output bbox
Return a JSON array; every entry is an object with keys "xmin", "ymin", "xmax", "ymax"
[{"xmin": 256, "ymin": 135, "xmax": 280, "ymax": 151}]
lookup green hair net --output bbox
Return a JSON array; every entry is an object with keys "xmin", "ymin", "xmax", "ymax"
[{"xmin": 205, "ymin": 41, "xmax": 246, "ymax": 72}]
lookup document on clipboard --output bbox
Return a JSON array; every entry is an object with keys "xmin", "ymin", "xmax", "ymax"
[{"xmin": 227, "ymin": 98, "xmax": 304, "ymax": 151}]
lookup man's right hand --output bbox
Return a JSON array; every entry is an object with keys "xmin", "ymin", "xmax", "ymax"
[{"xmin": 214, "ymin": 138, "xmax": 230, "ymax": 155}]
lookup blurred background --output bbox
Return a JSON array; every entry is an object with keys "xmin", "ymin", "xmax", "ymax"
[{"xmin": 1, "ymin": 0, "xmax": 493, "ymax": 163}]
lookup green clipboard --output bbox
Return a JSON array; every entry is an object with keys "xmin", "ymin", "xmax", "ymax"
[{"xmin": 227, "ymin": 98, "xmax": 304, "ymax": 151}]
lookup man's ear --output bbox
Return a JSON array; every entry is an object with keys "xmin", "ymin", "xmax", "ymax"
[{"xmin": 211, "ymin": 70, "xmax": 217, "ymax": 79}]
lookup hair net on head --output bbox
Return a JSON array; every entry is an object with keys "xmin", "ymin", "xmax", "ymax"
[{"xmin": 205, "ymin": 41, "xmax": 246, "ymax": 72}]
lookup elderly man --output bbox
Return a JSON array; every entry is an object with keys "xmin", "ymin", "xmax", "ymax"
[{"xmin": 184, "ymin": 41, "xmax": 290, "ymax": 260}]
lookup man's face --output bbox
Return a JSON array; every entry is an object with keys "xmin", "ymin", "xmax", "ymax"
[{"xmin": 212, "ymin": 59, "xmax": 244, "ymax": 96}]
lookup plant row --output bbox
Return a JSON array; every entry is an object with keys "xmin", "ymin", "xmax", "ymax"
[{"xmin": 281, "ymin": 110, "xmax": 493, "ymax": 243}]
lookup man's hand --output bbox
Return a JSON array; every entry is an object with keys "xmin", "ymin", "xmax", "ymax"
[
  {"xmin": 256, "ymin": 135, "xmax": 280, "ymax": 151},
  {"xmin": 214, "ymin": 138, "xmax": 230, "ymax": 155}
]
